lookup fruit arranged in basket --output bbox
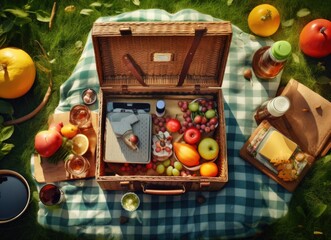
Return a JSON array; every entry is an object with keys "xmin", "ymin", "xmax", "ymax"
[
  {"xmin": 146, "ymin": 98, "xmax": 221, "ymax": 177},
  {"xmin": 178, "ymin": 98, "xmax": 218, "ymax": 134},
  {"xmin": 173, "ymin": 137, "xmax": 219, "ymax": 171}
]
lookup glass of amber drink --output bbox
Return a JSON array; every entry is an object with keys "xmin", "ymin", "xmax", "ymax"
[
  {"xmin": 69, "ymin": 104, "xmax": 92, "ymax": 129},
  {"xmin": 65, "ymin": 154, "xmax": 90, "ymax": 178}
]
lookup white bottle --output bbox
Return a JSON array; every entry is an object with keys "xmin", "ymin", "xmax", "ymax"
[{"xmin": 255, "ymin": 96, "xmax": 290, "ymax": 124}]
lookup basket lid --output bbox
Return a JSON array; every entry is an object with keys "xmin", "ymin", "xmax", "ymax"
[{"xmin": 92, "ymin": 21, "xmax": 232, "ymax": 89}]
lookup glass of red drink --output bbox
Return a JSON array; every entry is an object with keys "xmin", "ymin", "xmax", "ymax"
[{"xmin": 39, "ymin": 184, "xmax": 64, "ymax": 206}]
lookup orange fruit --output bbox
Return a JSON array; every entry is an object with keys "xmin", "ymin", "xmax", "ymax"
[
  {"xmin": 71, "ymin": 134, "xmax": 89, "ymax": 156},
  {"xmin": 61, "ymin": 123, "xmax": 78, "ymax": 139},
  {"xmin": 200, "ymin": 162, "xmax": 218, "ymax": 177},
  {"xmin": 0, "ymin": 47, "xmax": 36, "ymax": 99},
  {"xmin": 248, "ymin": 4, "xmax": 280, "ymax": 37}
]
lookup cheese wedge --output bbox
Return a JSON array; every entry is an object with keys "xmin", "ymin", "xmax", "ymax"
[{"xmin": 259, "ymin": 130, "xmax": 297, "ymax": 162}]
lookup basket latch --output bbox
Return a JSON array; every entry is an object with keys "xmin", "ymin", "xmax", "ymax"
[
  {"xmin": 119, "ymin": 27, "xmax": 132, "ymax": 36},
  {"xmin": 177, "ymin": 27, "xmax": 207, "ymax": 87}
]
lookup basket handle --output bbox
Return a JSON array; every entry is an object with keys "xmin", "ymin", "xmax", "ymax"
[
  {"xmin": 141, "ymin": 183, "xmax": 186, "ymax": 195},
  {"xmin": 122, "ymin": 54, "xmax": 148, "ymax": 87},
  {"xmin": 177, "ymin": 27, "xmax": 207, "ymax": 87}
]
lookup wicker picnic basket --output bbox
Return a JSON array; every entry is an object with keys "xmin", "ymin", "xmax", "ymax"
[{"xmin": 92, "ymin": 21, "xmax": 232, "ymax": 194}]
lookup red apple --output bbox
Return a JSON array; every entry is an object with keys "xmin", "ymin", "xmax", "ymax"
[
  {"xmin": 165, "ymin": 118, "xmax": 181, "ymax": 133},
  {"xmin": 183, "ymin": 127, "xmax": 201, "ymax": 145},
  {"xmin": 299, "ymin": 19, "xmax": 331, "ymax": 58}
]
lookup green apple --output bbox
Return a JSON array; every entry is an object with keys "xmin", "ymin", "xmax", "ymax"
[
  {"xmin": 198, "ymin": 137, "xmax": 219, "ymax": 160},
  {"xmin": 205, "ymin": 109, "xmax": 216, "ymax": 119},
  {"xmin": 188, "ymin": 102, "xmax": 199, "ymax": 112}
]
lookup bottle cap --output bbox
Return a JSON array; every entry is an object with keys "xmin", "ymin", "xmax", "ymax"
[
  {"xmin": 271, "ymin": 41, "xmax": 292, "ymax": 61},
  {"xmin": 267, "ymin": 96, "xmax": 290, "ymax": 117},
  {"xmin": 156, "ymin": 100, "xmax": 165, "ymax": 117}
]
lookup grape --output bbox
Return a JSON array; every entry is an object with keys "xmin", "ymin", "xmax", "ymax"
[
  {"xmin": 166, "ymin": 166, "xmax": 174, "ymax": 176},
  {"xmin": 210, "ymin": 124, "xmax": 215, "ymax": 131},
  {"xmin": 178, "ymin": 101, "xmax": 183, "ymax": 108},
  {"xmin": 156, "ymin": 164, "xmax": 165, "ymax": 174},
  {"xmin": 153, "ymin": 118, "xmax": 159, "ymax": 125},
  {"xmin": 155, "ymin": 147, "xmax": 161, "ymax": 152},
  {"xmin": 209, "ymin": 117, "xmax": 218, "ymax": 125},
  {"xmin": 200, "ymin": 99, "xmax": 207, "ymax": 106},
  {"xmin": 205, "ymin": 126, "xmax": 211, "ymax": 133},
  {"xmin": 201, "ymin": 116, "xmax": 208, "ymax": 124},
  {"xmin": 174, "ymin": 161, "xmax": 183, "ymax": 171},
  {"xmin": 172, "ymin": 168, "xmax": 180, "ymax": 176},
  {"xmin": 158, "ymin": 121, "xmax": 164, "ymax": 127},
  {"xmin": 201, "ymin": 107, "xmax": 207, "ymax": 113},
  {"xmin": 163, "ymin": 159, "xmax": 171, "ymax": 167}
]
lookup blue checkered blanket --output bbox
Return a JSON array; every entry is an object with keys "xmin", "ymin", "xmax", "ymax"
[{"xmin": 31, "ymin": 9, "xmax": 292, "ymax": 240}]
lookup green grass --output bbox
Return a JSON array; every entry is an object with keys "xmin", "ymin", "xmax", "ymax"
[{"xmin": 0, "ymin": 0, "xmax": 330, "ymax": 239}]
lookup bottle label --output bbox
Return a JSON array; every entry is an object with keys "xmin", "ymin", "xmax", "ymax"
[{"xmin": 254, "ymin": 100, "xmax": 271, "ymax": 123}]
